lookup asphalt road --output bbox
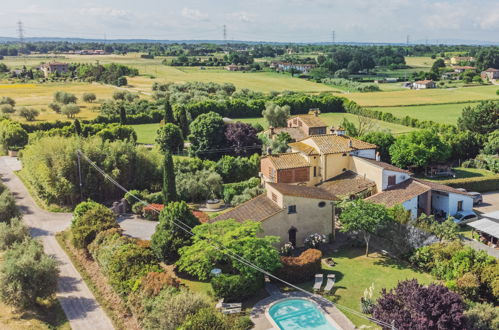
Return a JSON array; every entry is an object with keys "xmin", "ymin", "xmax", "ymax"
[
  {"xmin": 0, "ymin": 156, "xmax": 115, "ymax": 330},
  {"xmin": 474, "ymin": 190, "xmax": 499, "ymax": 214}
]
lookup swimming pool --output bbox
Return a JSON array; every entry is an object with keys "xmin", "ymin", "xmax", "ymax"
[{"xmin": 268, "ymin": 298, "xmax": 338, "ymax": 330}]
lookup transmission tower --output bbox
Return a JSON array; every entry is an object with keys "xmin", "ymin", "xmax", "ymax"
[
  {"xmin": 223, "ymin": 25, "xmax": 227, "ymax": 41},
  {"xmin": 17, "ymin": 21, "xmax": 24, "ymax": 44},
  {"xmin": 406, "ymin": 34, "xmax": 410, "ymax": 45},
  {"xmin": 332, "ymin": 30, "xmax": 335, "ymax": 44}
]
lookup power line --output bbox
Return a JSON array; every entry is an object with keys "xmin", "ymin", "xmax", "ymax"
[
  {"xmin": 223, "ymin": 24, "xmax": 227, "ymax": 41},
  {"xmin": 76, "ymin": 149, "xmax": 397, "ymax": 329},
  {"xmin": 17, "ymin": 21, "xmax": 24, "ymax": 44}
]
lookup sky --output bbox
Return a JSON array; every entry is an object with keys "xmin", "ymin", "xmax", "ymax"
[{"xmin": 0, "ymin": 0, "xmax": 498, "ymax": 43}]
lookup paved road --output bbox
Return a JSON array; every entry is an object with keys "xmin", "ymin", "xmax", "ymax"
[{"xmin": 0, "ymin": 156, "xmax": 115, "ymax": 330}]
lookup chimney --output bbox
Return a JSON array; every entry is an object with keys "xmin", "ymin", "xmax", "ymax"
[
  {"xmin": 330, "ymin": 127, "xmax": 335, "ymax": 135},
  {"xmin": 314, "ymin": 109, "xmax": 319, "ymax": 117},
  {"xmin": 376, "ymin": 152, "xmax": 381, "ymax": 162},
  {"xmin": 266, "ymin": 146, "xmax": 272, "ymax": 155},
  {"xmin": 348, "ymin": 139, "xmax": 353, "ymax": 148},
  {"xmin": 269, "ymin": 126, "xmax": 275, "ymax": 137}
]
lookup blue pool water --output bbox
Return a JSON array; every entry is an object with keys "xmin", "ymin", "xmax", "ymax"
[{"xmin": 268, "ymin": 298, "xmax": 337, "ymax": 330}]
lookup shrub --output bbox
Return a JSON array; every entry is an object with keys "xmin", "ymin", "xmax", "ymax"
[
  {"xmin": 223, "ymin": 177, "xmax": 260, "ymax": 205},
  {"xmin": 16, "ymin": 107, "xmax": 39, "ymax": 121},
  {"xmin": 304, "ymin": 233, "xmax": 327, "ymax": 249},
  {"xmin": 179, "ymin": 307, "xmax": 251, "ymax": 330},
  {"xmin": 71, "ymin": 200, "xmax": 100, "ymax": 226},
  {"xmin": 0, "ymin": 239, "xmax": 58, "ymax": 308},
  {"xmin": 48, "ymin": 102, "xmax": 61, "ymax": 113},
  {"xmin": 139, "ymin": 271, "xmax": 181, "ymax": 297},
  {"xmin": 0, "ymin": 120, "xmax": 28, "ymax": 152},
  {"xmin": 71, "ymin": 203, "xmax": 119, "ymax": 249},
  {"xmin": 82, "ymin": 93, "xmax": 97, "ymax": 103},
  {"xmin": 0, "ymin": 184, "xmax": 20, "ymax": 223},
  {"xmin": 106, "ymin": 242, "xmax": 161, "ymax": 295},
  {"xmin": 211, "ymin": 274, "xmax": 263, "ymax": 302},
  {"xmin": 0, "ymin": 104, "xmax": 14, "ymax": 114},
  {"xmin": 0, "ymin": 218, "xmax": 29, "ymax": 250},
  {"xmin": 61, "ymin": 104, "xmax": 80, "ymax": 118},
  {"xmin": 141, "ymin": 287, "xmax": 209, "ymax": 330},
  {"xmin": 0, "ymin": 96, "xmax": 15, "ymax": 106},
  {"xmin": 132, "ymin": 201, "xmax": 144, "ymax": 214},
  {"xmin": 455, "ymin": 272, "xmax": 480, "ymax": 300},
  {"xmin": 464, "ymin": 302, "xmax": 499, "ymax": 330},
  {"xmin": 54, "ymin": 91, "xmax": 77, "ymax": 104},
  {"xmin": 277, "ymin": 249, "xmax": 322, "ymax": 283}
]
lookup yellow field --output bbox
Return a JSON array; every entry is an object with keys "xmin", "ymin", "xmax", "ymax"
[
  {"xmin": 0, "ymin": 82, "xmax": 118, "ymax": 122},
  {"xmin": 345, "ymin": 85, "xmax": 499, "ymax": 107},
  {"xmin": 404, "ymin": 56, "xmax": 436, "ymax": 68}
]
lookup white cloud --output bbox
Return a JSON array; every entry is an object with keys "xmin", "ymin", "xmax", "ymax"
[
  {"xmin": 479, "ymin": 10, "xmax": 499, "ymax": 29},
  {"xmin": 80, "ymin": 7, "xmax": 131, "ymax": 18},
  {"xmin": 181, "ymin": 8, "xmax": 209, "ymax": 21},
  {"xmin": 227, "ymin": 11, "xmax": 254, "ymax": 23}
]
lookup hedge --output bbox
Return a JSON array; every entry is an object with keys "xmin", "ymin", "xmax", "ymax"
[
  {"xmin": 441, "ymin": 175, "xmax": 499, "ymax": 193},
  {"xmin": 276, "ymin": 248, "xmax": 322, "ymax": 284},
  {"xmin": 210, "ymin": 274, "xmax": 263, "ymax": 302}
]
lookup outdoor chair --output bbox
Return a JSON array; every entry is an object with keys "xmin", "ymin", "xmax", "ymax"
[
  {"xmin": 323, "ymin": 274, "xmax": 336, "ymax": 293},
  {"xmin": 313, "ymin": 274, "xmax": 324, "ymax": 291}
]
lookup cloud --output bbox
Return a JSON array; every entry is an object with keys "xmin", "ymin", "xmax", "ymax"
[
  {"xmin": 227, "ymin": 11, "xmax": 254, "ymax": 23},
  {"xmin": 479, "ymin": 10, "xmax": 499, "ymax": 29},
  {"xmin": 80, "ymin": 7, "xmax": 131, "ymax": 18},
  {"xmin": 181, "ymin": 8, "xmax": 209, "ymax": 21}
]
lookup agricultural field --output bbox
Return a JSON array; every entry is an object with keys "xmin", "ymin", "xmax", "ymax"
[
  {"xmin": 0, "ymin": 82, "xmax": 117, "ymax": 122},
  {"xmin": 369, "ymin": 102, "xmax": 480, "ymax": 125},
  {"xmin": 345, "ymin": 85, "xmax": 499, "ymax": 107}
]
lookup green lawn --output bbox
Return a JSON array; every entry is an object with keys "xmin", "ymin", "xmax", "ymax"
[
  {"xmin": 418, "ymin": 167, "xmax": 495, "ymax": 182},
  {"xmin": 132, "ymin": 123, "xmax": 160, "ymax": 144},
  {"xmin": 293, "ymin": 247, "xmax": 435, "ymax": 328},
  {"xmin": 237, "ymin": 113, "xmax": 417, "ymax": 135},
  {"xmin": 369, "ymin": 102, "xmax": 480, "ymax": 125}
]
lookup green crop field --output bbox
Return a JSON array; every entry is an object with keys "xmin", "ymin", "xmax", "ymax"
[
  {"xmin": 345, "ymin": 85, "xmax": 499, "ymax": 107},
  {"xmin": 370, "ymin": 102, "xmax": 481, "ymax": 124},
  {"xmin": 133, "ymin": 123, "xmax": 160, "ymax": 144}
]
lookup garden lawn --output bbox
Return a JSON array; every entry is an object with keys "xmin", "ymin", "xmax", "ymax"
[
  {"xmin": 294, "ymin": 247, "xmax": 435, "ymax": 328},
  {"xmin": 132, "ymin": 123, "xmax": 160, "ymax": 144},
  {"xmin": 369, "ymin": 102, "xmax": 480, "ymax": 125},
  {"xmin": 417, "ymin": 167, "xmax": 495, "ymax": 182},
  {"xmin": 344, "ymin": 85, "xmax": 499, "ymax": 107},
  {"xmin": 237, "ymin": 113, "xmax": 417, "ymax": 135}
]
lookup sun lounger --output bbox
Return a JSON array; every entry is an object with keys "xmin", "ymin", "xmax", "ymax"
[
  {"xmin": 216, "ymin": 298, "xmax": 242, "ymax": 310},
  {"xmin": 222, "ymin": 307, "xmax": 242, "ymax": 314},
  {"xmin": 323, "ymin": 274, "xmax": 336, "ymax": 292},
  {"xmin": 313, "ymin": 274, "xmax": 324, "ymax": 291}
]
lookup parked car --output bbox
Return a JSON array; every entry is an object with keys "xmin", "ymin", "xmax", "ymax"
[
  {"xmin": 456, "ymin": 188, "xmax": 467, "ymax": 192},
  {"xmin": 468, "ymin": 192, "xmax": 483, "ymax": 205},
  {"xmin": 452, "ymin": 210, "xmax": 478, "ymax": 225}
]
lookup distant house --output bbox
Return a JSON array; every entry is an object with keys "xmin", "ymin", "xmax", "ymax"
[
  {"xmin": 481, "ymin": 68, "xmax": 499, "ymax": 80},
  {"xmin": 413, "ymin": 80, "xmax": 436, "ymax": 89},
  {"xmin": 40, "ymin": 62, "xmax": 69, "ymax": 78},
  {"xmin": 452, "ymin": 66, "xmax": 477, "ymax": 73},
  {"xmin": 262, "ymin": 110, "xmax": 329, "ymax": 142},
  {"xmin": 450, "ymin": 56, "xmax": 475, "ymax": 65},
  {"xmin": 225, "ymin": 64, "xmax": 248, "ymax": 71},
  {"xmin": 270, "ymin": 62, "xmax": 316, "ymax": 74}
]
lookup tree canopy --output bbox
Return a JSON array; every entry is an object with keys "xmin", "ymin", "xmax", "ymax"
[
  {"xmin": 457, "ymin": 101, "xmax": 499, "ymax": 135},
  {"xmin": 262, "ymin": 103, "xmax": 290, "ymax": 127},
  {"xmin": 188, "ymin": 112, "xmax": 226, "ymax": 159},
  {"xmin": 156, "ymin": 123, "xmax": 184, "ymax": 153}
]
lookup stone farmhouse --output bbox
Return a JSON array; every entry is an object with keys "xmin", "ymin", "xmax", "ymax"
[
  {"xmin": 481, "ymin": 68, "xmax": 499, "ymax": 80},
  {"xmin": 212, "ymin": 114, "xmax": 473, "ymax": 247},
  {"xmin": 262, "ymin": 109, "xmax": 329, "ymax": 142},
  {"xmin": 40, "ymin": 62, "xmax": 69, "ymax": 78}
]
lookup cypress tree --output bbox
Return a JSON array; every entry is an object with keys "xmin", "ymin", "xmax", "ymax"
[
  {"xmin": 73, "ymin": 119, "xmax": 82, "ymax": 136},
  {"xmin": 119, "ymin": 105, "xmax": 127, "ymax": 125},
  {"xmin": 162, "ymin": 150, "xmax": 177, "ymax": 203},
  {"xmin": 163, "ymin": 99, "xmax": 174, "ymax": 123}
]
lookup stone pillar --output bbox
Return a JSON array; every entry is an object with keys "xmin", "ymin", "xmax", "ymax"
[{"xmin": 425, "ymin": 190, "xmax": 432, "ymax": 216}]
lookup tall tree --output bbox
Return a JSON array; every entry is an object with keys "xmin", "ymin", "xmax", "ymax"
[
  {"xmin": 73, "ymin": 119, "xmax": 82, "ymax": 136},
  {"xmin": 457, "ymin": 100, "xmax": 499, "ymax": 135},
  {"xmin": 224, "ymin": 122, "xmax": 259, "ymax": 156},
  {"xmin": 156, "ymin": 123, "xmax": 184, "ymax": 154},
  {"xmin": 188, "ymin": 112, "xmax": 226, "ymax": 159},
  {"xmin": 339, "ymin": 199, "xmax": 392, "ymax": 256},
  {"xmin": 119, "ymin": 105, "xmax": 127, "ymax": 125},
  {"xmin": 361, "ymin": 131, "xmax": 395, "ymax": 162},
  {"xmin": 262, "ymin": 103, "xmax": 290, "ymax": 128},
  {"xmin": 162, "ymin": 150, "xmax": 177, "ymax": 204},
  {"xmin": 163, "ymin": 99, "xmax": 174, "ymax": 123}
]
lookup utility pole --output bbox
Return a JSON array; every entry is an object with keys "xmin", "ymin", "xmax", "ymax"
[
  {"xmin": 77, "ymin": 151, "xmax": 83, "ymax": 202},
  {"xmin": 17, "ymin": 21, "xmax": 25, "ymax": 54},
  {"xmin": 406, "ymin": 34, "xmax": 410, "ymax": 46},
  {"xmin": 223, "ymin": 24, "xmax": 227, "ymax": 42},
  {"xmin": 332, "ymin": 30, "xmax": 335, "ymax": 44}
]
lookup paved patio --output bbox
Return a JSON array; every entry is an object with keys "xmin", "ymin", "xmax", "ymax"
[{"xmin": 251, "ymin": 283, "xmax": 355, "ymax": 330}]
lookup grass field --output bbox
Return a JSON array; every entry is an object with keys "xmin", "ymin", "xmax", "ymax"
[
  {"xmin": 369, "ymin": 102, "xmax": 480, "ymax": 124},
  {"xmin": 0, "ymin": 82, "xmax": 118, "ymax": 122},
  {"xmin": 133, "ymin": 123, "xmax": 160, "ymax": 144},
  {"xmin": 345, "ymin": 85, "xmax": 499, "ymax": 107},
  {"xmin": 294, "ymin": 247, "xmax": 435, "ymax": 327},
  {"xmin": 417, "ymin": 167, "xmax": 496, "ymax": 182}
]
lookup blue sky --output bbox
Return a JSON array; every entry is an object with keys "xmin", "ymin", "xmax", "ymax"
[{"xmin": 0, "ymin": 0, "xmax": 498, "ymax": 42}]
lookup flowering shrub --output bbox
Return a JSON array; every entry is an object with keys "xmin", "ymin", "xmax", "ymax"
[
  {"xmin": 276, "ymin": 249, "xmax": 322, "ymax": 283},
  {"xmin": 360, "ymin": 283, "xmax": 375, "ymax": 314},
  {"xmin": 280, "ymin": 242, "xmax": 294, "ymax": 256},
  {"xmin": 304, "ymin": 233, "xmax": 327, "ymax": 249}
]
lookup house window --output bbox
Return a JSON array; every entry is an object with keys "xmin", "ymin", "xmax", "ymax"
[
  {"xmin": 342, "ymin": 153, "xmax": 347, "ymax": 157},
  {"xmin": 313, "ymin": 167, "xmax": 317, "ymax": 177},
  {"xmin": 271, "ymin": 193, "xmax": 277, "ymax": 202},
  {"xmin": 318, "ymin": 201, "xmax": 326, "ymax": 208},
  {"xmin": 288, "ymin": 205, "xmax": 297, "ymax": 214},
  {"xmin": 387, "ymin": 175, "xmax": 396, "ymax": 186},
  {"xmin": 457, "ymin": 200, "xmax": 463, "ymax": 211}
]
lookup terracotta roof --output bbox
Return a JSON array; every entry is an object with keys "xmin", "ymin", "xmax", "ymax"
[
  {"xmin": 300, "ymin": 134, "xmax": 377, "ymax": 155},
  {"xmin": 318, "ymin": 171, "xmax": 376, "ymax": 197},
  {"xmin": 291, "ymin": 114, "xmax": 327, "ymax": 128},
  {"xmin": 365, "ymin": 179, "xmax": 430, "ymax": 207},
  {"xmin": 355, "ymin": 157, "xmax": 412, "ymax": 174},
  {"xmin": 267, "ymin": 183, "xmax": 338, "ymax": 201},
  {"xmin": 210, "ymin": 194, "xmax": 283, "ymax": 223},
  {"xmin": 264, "ymin": 153, "xmax": 310, "ymax": 170},
  {"xmin": 263, "ymin": 127, "xmax": 307, "ymax": 141},
  {"xmin": 414, "ymin": 179, "xmax": 472, "ymax": 196},
  {"xmin": 484, "ymin": 68, "xmax": 499, "ymax": 72},
  {"xmin": 289, "ymin": 141, "xmax": 319, "ymax": 155}
]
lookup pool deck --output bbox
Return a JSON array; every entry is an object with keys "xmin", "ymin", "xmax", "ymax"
[{"xmin": 251, "ymin": 284, "xmax": 356, "ymax": 330}]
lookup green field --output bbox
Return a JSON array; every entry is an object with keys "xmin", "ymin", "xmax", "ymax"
[
  {"xmin": 417, "ymin": 167, "xmax": 496, "ymax": 182},
  {"xmin": 295, "ymin": 247, "xmax": 435, "ymax": 327},
  {"xmin": 238, "ymin": 112, "xmax": 417, "ymax": 135},
  {"xmin": 133, "ymin": 123, "xmax": 160, "ymax": 144},
  {"xmin": 370, "ymin": 102, "xmax": 480, "ymax": 124},
  {"xmin": 345, "ymin": 85, "xmax": 499, "ymax": 107}
]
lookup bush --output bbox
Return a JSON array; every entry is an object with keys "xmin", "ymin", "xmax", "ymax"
[
  {"xmin": 61, "ymin": 104, "xmax": 80, "ymax": 118},
  {"xmin": 71, "ymin": 202, "xmax": 119, "ymax": 249},
  {"xmin": 48, "ymin": 102, "xmax": 61, "ymax": 113},
  {"xmin": 54, "ymin": 91, "xmax": 77, "ymax": 104},
  {"xmin": 139, "ymin": 271, "xmax": 181, "ymax": 297},
  {"xmin": 222, "ymin": 177, "xmax": 260, "ymax": 205},
  {"xmin": 16, "ymin": 107, "xmax": 39, "ymax": 121},
  {"xmin": 0, "ymin": 104, "xmax": 14, "ymax": 114},
  {"xmin": 0, "ymin": 239, "xmax": 58, "ymax": 308},
  {"xmin": 211, "ymin": 274, "xmax": 263, "ymax": 302},
  {"xmin": 464, "ymin": 303, "xmax": 499, "ymax": 330},
  {"xmin": 0, "ymin": 120, "xmax": 28, "ymax": 152},
  {"xmin": 0, "ymin": 184, "xmax": 20, "ymax": 223},
  {"xmin": 277, "ymin": 249, "xmax": 322, "ymax": 283},
  {"xmin": 455, "ymin": 272, "xmax": 480, "ymax": 300},
  {"xmin": 141, "ymin": 287, "xmax": 209, "ymax": 330},
  {"xmin": 0, "ymin": 218, "xmax": 29, "ymax": 250},
  {"xmin": 179, "ymin": 307, "xmax": 250, "ymax": 330},
  {"xmin": 82, "ymin": 93, "xmax": 96, "ymax": 103}
]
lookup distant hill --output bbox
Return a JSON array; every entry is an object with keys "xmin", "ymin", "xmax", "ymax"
[{"xmin": 0, "ymin": 36, "xmax": 497, "ymax": 46}]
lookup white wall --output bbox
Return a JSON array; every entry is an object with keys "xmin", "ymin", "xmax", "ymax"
[
  {"xmin": 402, "ymin": 197, "xmax": 418, "ymax": 219},
  {"xmin": 382, "ymin": 170, "xmax": 411, "ymax": 190},
  {"xmin": 448, "ymin": 193, "xmax": 473, "ymax": 216},
  {"xmin": 432, "ymin": 191, "xmax": 450, "ymax": 216}
]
